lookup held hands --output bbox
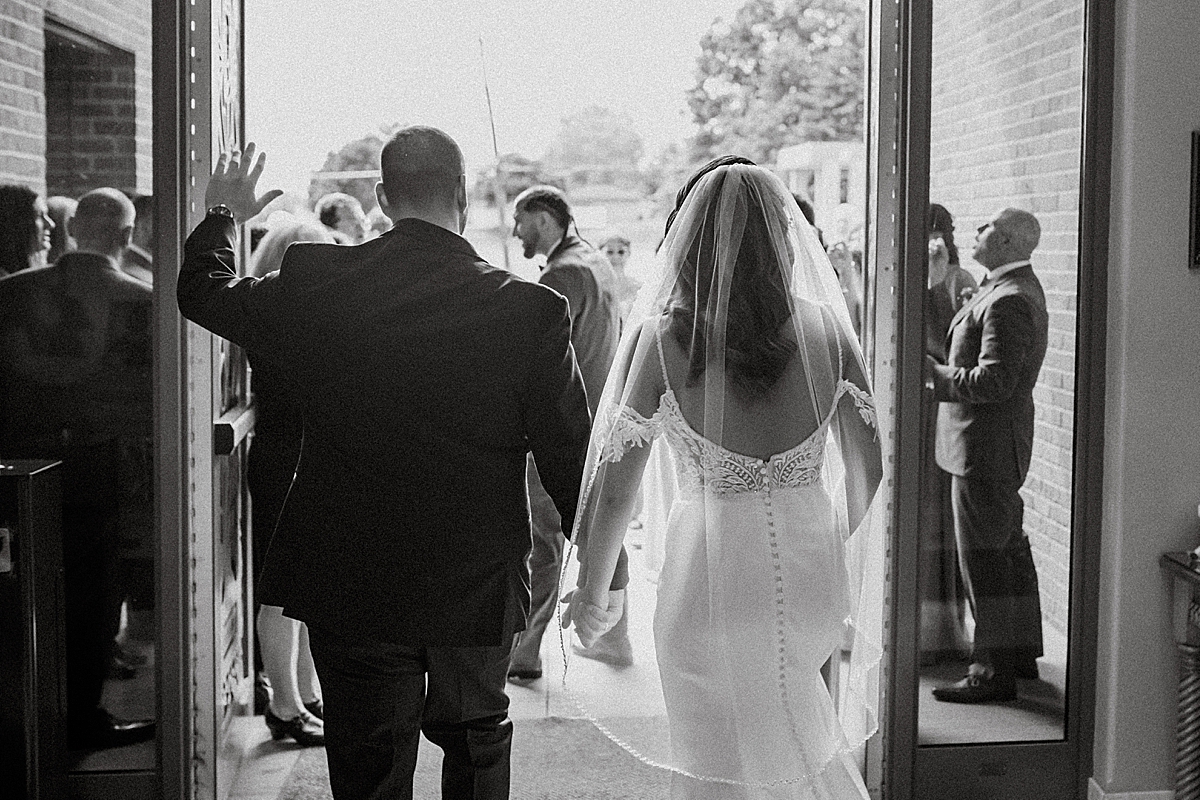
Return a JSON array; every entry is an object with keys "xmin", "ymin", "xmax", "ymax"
[
  {"xmin": 560, "ymin": 588, "xmax": 625, "ymax": 648},
  {"xmin": 205, "ymin": 142, "xmax": 284, "ymax": 222}
]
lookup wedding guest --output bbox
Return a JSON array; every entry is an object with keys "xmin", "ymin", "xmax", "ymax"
[
  {"xmin": 598, "ymin": 233, "xmax": 641, "ymax": 320},
  {"xmin": 250, "ymin": 224, "xmax": 270, "ymax": 254},
  {"xmin": 0, "ymin": 188, "xmax": 155, "ymax": 749},
  {"xmin": 178, "ymin": 132, "xmax": 618, "ymax": 799},
  {"xmin": 0, "ymin": 184, "xmax": 54, "ymax": 276},
  {"xmin": 246, "ymin": 220, "xmax": 333, "ymax": 746},
  {"xmin": 315, "ymin": 191, "xmax": 369, "ymax": 244},
  {"xmin": 509, "ymin": 185, "xmax": 630, "ymax": 676},
  {"xmin": 919, "ymin": 203, "xmax": 977, "ymax": 664},
  {"xmin": 793, "ymin": 194, "xmax": 826, "ymax": 248},
  {"xmin": 121, "ymin": 193, "xmax": 155, "ymax": 284},
  {"xmin": 47, "ymin": 194, "xmax": 77, "ymax": 264},
  {"xmin": 928, "ymin": 207, "xmax": 1048, "ymax": 703},
  {"xmin": 365, "ymin": 207, "xmax": 392, "ymax": 240}
]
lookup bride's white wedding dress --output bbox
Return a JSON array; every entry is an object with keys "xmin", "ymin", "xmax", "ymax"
[{"xmin": 598, "ymin": 332, "xmax": 876, "ymax": 800}]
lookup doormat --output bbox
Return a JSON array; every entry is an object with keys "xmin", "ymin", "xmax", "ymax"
[{"xmin": 279, "ymin": 716, "xmax": 671, "ymax": 799}]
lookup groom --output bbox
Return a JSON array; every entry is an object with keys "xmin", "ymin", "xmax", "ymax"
[{"xmin": 177, "ymin": 129, "xmax": 625, "ymax": 799}]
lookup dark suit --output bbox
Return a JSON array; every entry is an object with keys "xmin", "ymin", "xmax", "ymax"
[
  {"xmin": 930, "ymin": 263, "xmax": 1047, "ymax": 675},
  {"xmin": 512, "ymin": 234, "xmax": 622, "ymax": 669},
  {"xmin": 0, "ymin": 253, "xmax": 152, "ymax": 735},
  {"xmin": 178, "ymin": 215, "xmax": 593, "ymax": 799}
]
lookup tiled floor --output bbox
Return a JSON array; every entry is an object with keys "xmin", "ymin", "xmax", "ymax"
[{"xmin": 225, "ymin": 532, "xmax": 1069, "ymax": 797}]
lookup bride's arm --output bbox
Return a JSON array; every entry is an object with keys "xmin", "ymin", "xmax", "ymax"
[
  {"xmin": 835, "ymin": 328, "xmax": 884, "ymax": 535},
  {"xmin": 577, "ymin": 445, "xmax": 655, "ymax": 609},
  {"xmin": 572, "ymin": 320, "xmax": 665, "ymax": 618}
]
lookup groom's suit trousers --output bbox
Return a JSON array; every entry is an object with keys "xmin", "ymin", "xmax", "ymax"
[{"xmin": 308, "ymin": 626, "xmax": 513, "ymax": 800}]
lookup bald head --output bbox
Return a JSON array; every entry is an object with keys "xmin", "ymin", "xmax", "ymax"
[
  {"xmin": 972, "ymin": 207, "xmax": 1041, "ymax": 269},
  {"xmin": 377, "ymin": 126, "xmax": 466, "ymax": 230},
  {"xmin": 71, "ymin": 188, "xmax": 135, "ymax": 259},
  {"xmin": 996, "ymin": 208, "xmax": 1040, "ymax": 258}
]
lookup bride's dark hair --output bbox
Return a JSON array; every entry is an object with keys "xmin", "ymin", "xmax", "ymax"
[{"xmin": 665, "ymin": 158, "xmax": 797, "ymax": 399}]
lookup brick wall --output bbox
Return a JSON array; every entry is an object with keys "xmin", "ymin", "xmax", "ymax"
[
  {"xmin": 929, "ymin": 0, "xmax": 1084, "ymax": 634},
  {"xmin": 44, "ymin": 33, "xmax": 136, "ymax": 196},
  {"xmin": 45, "ymin": 0, "xmax": 152, "ymax": 193},
  {"xmin": 0, "ymin": 1, "xmax": 46, "ymax": 190},
  {"xmin": 0, "ymin": 0, "xmax": 151, "ymax": 194}
]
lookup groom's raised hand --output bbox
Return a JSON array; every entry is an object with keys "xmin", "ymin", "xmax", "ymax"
[{"xmin": 205, "ymin": 142, "xmax": 283, "ymax": 222}]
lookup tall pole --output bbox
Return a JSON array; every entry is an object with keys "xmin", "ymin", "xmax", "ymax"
[{"xmin": 479, "ymin": 35, "xmax": 510, "ymax": 270}]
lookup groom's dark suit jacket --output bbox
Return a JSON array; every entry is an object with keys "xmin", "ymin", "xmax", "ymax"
[
  {"xmin": 931, "ymin": 264, "xmax": 1048, "ymax": 485},
  {"xmin": 179, "ymin": 215, "xmax": 593, "ymax": 646}
]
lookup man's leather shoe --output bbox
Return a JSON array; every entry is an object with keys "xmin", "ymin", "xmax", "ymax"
[
  {"xmin": 264, "ymin": 709, "xmax": 325, "ymax": 746},
  {"xmin": 932, "ymin": 672, "xmax": 1017, "ymax": 704},
  {"xmin": 507, "ymin": 663, "xmax": 543, "ymax": 681},
  {"xmin": 303, "ymin": 698, "xmax": 324, "ymax": 720},
  {"xmin": 69, "ymin": 708, "xmax": 156, "ymax": 750},
  {"xmin": 1015, "ymin": 657, "xmax": 1039, "ymax": 680}
]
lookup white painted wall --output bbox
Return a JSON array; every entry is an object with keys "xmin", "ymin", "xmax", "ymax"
[{"xmin": 1095, "ymin": 0, "xmax": 1200, "ymax": 792}]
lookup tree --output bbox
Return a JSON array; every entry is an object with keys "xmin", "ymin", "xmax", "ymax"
[
  {"xmin": 308, "ymin": 122, "xmax": 405, "ymax": 213},
  {"xmin": 543, "ymin": 105, "xmax": 646, "ymax": 189},
  {"xmin": 470, "ymin": 152, "xmax": 559, "ymax": 206},
  {"xmin": 687, "ymin": 0, "xmax": 864, "ymax": 164}
]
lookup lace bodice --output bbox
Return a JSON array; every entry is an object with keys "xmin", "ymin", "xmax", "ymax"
[
  {"xmin": 600, "ymin": 381, "xmax": 873, "ymax": 496},
  {"xmin": 598, "ymin": 327, "xmax": 876, "ymax": 496}
]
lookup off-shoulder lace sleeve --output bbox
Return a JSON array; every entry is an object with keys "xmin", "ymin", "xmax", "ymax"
[
  {"xmin": 596, "ymin": 401, "xmax": 664, "ymax": 462},
  {"xmin": 836, "ymin": 379, "xmax": 877, "ymax": 431}
]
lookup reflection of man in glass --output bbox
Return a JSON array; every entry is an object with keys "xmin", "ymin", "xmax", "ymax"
[
  {"xmin": 926, "ymin": 208, "xmax": 1047, "ymax": 704},
  {"xmin": 0, "ymin": 188, "xmax": 156, "ymax": 747}
]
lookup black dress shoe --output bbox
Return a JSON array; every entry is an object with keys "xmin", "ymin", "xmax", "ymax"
[
  {"xmin": 507, "ymin": 665, "xmax": 543, "ymax": 681},
  {"xmin": 303, "ymin": 698, "xmax": 323, "ymax": 720},
  {"xmin": 265, "ymin": 709, "xmax": 325, "ymax": 746},
  {"xmin": 69, "ymin": 708, "xmax": 156, "ymax": 750},
  {"xmin": 507, "ymin": 655, "xmax": 543, "ymax": 682},
  {"xmin": 932, "ymin": 672, "xmax": 1017, "ymax": 704},
  {"xmin": 254, "ymin": 671, "xmax": 271, "ymax": 716}
]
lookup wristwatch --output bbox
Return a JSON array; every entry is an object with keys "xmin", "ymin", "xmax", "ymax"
[{"xmin": 207, "ymin": 204, "xmax": 236, "ymax": 221}]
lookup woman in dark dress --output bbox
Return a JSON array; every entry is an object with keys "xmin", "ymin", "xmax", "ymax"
[
  {"xmin": 920, "ymin": 203, "xmax": 977, "ymax": 663},
  {"xmin": 247, "ymin": 219, "xmax": 334, "ymax": 745}
]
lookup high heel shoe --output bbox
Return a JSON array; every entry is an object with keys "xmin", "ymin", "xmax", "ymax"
[
  {"xmin": 264, "ymin": 708, "xmax": 325, "ymax": 746},
  {"xmin": 303, "ymin": 698, "xmax": 323, "ymax": 720}
]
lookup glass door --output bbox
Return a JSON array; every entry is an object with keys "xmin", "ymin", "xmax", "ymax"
[{"xmin": 881, "ymin": 0, "xmax": 1112, "ymax": 796}]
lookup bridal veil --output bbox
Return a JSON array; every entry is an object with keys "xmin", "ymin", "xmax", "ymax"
[{"xmin": 560, "ymin": 160, "xmax": 885, "ymax": 790}]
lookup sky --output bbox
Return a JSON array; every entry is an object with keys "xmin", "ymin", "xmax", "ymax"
[{"xmin": 244, "ymin": 0, "xmax": 746, "ymax": 195}]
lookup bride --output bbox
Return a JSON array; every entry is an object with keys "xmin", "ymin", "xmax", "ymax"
[{"xmin": 562, "ymin": 158, "xmax": 885, "ymax": 799}]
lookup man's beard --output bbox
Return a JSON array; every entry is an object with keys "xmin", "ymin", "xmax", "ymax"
[{"xmin": 522, "ymin": 240, "xmax": 536, "ymax": 259}]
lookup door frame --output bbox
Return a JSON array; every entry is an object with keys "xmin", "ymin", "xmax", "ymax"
[
  {"xmin": 880, "ymin": 0, "xmax": 1115, "ymax": 797},
  {"xmin": 154, "ymin": 1, "xmax": 253, "ymax": 797}
]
